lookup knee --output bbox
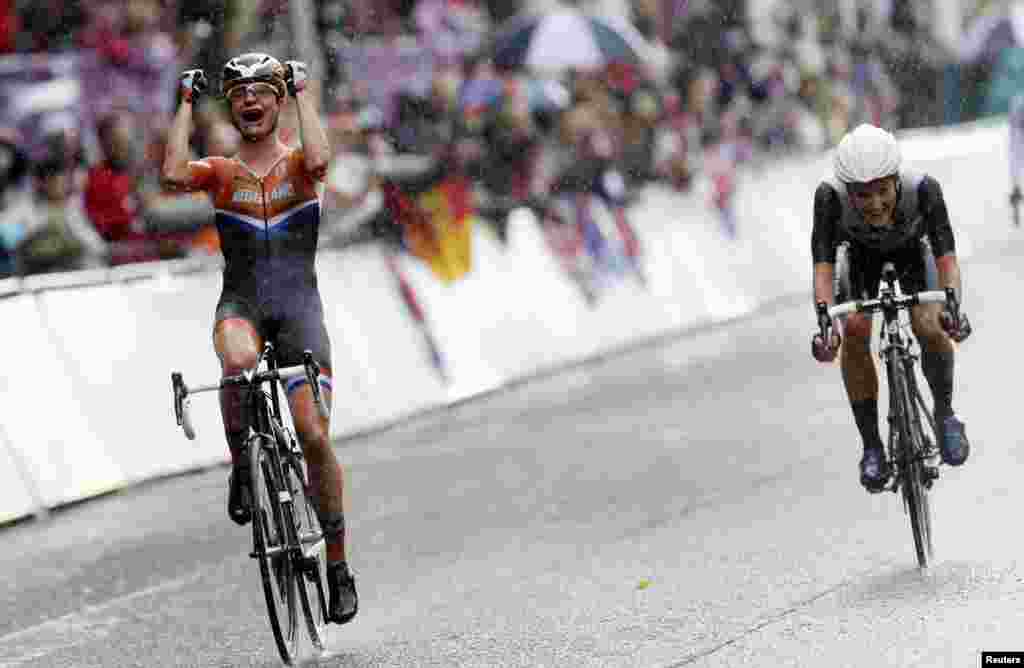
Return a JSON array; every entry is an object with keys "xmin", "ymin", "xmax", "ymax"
[
  {"xmin": 842, "ymin": 314, "xmax": 872, "ymax": 347},
  {"xmin": 215, "ymin": 319, "xmax": 261, "ymax": 375},
  {"xmin": 221, "ymin": 348, "xmax": 259, "ymax": 376},
  {"xmin": 296, "ymin": 419, "xmax": 330, "ymax": 456}
]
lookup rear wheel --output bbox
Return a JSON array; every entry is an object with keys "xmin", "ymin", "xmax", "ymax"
[{"xmin": 250, "ymin": 435, "xmax": 300, "ymax": 664}]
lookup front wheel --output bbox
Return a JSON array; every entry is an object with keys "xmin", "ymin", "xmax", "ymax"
[
  {"xmin": 891, "ymin": 363, "xmax": 934, "ymax": 568},
  {"xmin": 283, "ymin": 453, "xmax": 328, "ymax": 653},
  {"xmin": 250, "ymin": 435, "xmax": 300, "ymax": 664}
]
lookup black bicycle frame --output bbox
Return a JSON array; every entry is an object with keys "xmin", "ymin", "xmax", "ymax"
[
  {"xmin": 875, "ymin": 267, "xmax": 937, "ymax": 479},
  {"xmin": 244, "ymin": 343, "xmax": 284, "ymax": 442}
]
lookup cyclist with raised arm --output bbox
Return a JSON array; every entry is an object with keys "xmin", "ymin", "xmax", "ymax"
[
  {"xmin": 161, "ymin": 54, "xmax": 357, "ymax": 624},
  {"xmin": 810, "ymin": 124, "xmax": 973, "ymax": 492}
]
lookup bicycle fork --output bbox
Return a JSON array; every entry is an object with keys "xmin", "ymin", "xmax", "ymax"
[{"xmin": 882, "ymin": 348, "xmax": 940, "ymax": 497}]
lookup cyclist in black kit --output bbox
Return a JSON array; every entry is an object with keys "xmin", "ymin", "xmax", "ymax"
[
  {"xmin": 161, "ymin": 54, "xmax": 357, "ymax": 623},
  {"xmin": 810, "ymin": 124, "xmax": 973, "ymax": 492}
]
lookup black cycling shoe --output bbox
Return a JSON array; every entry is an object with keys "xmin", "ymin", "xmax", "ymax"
[
  {"xmin": 228, "ymin": 464, "xmax": 252, "ymax": 526},
  {"xmin": 326, "ymin": 562, "xmax": 359, "ymax": 625},
  {"xmin": 859, "ymin": 446, "xmax": 891, "ymax": 493},
  {"xmin": 938, "ymin": 415, "xmax": 970, "ymax": 466}
]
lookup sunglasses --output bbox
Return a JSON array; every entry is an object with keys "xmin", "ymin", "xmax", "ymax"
[{"xmin": 226, "ymin": 82, "xmax": 279, "ymax": 103}]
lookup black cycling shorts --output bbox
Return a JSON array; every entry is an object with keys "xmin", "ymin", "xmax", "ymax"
[
  {"xmin": 214, "ymin": 289, "xmax": 332, "ymax": 394},
  {"xmin": 834, "ymin": 237, "xmax": 938, "ymax": 302}
]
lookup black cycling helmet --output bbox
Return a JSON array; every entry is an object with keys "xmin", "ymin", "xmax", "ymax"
[{"xmin": 221, "ymin": 53, "xmax": 287, "ymax": 99}]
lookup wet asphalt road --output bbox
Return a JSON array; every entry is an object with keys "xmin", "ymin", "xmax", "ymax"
[{"xmin": 1, "ymin": 239, "xmax": 1023, "ymax": 668}]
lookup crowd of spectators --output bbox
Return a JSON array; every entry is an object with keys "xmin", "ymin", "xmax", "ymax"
[
  {"xmin": 316, "ymin": 0, "xmax": 966, "ymax": 246},
  {"xmin": 0, "ymin": 0, "xmax": 998, "ymax": 279},
  {"xmin": 0, "ymin": 0, "xmax": 225, "ymax": 279}
]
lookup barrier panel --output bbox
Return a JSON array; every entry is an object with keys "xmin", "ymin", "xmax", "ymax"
[
  {"xmin": 0, "ymin": 290, "xmax": 126, "ymax": 509},
  {"xmin": 0, "ymin": 119, "xmax": 1013, "ymax": 523},
  {"xmin": 316, "ymin": 245, "xmax": 451, "ymax": 434},
  {"xmin": 0, "ymin": 432, "xmax": 39, "ymax": 524},
  {"xmin": 37, "ymin": 262, "xmax": 229, "ymax": 483}
]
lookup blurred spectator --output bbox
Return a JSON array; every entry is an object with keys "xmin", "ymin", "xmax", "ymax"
[
  {"xmin": 652, "ymin": 90, "xmax": 699, "ymax": 191},
  {"xmin": 78, "ymin": 0, "xmax": 179, "ymax": 125},
  {"xmin": 83, "ymin": 112, "xmax": 149, "ymax": 264},
  {"xmin": 16, "ymin": 146, "xmax": 107, "ymax": 276},
  {"xmin": 414, "ymin": 0, "xmax": 491, "ymax": 66},
  {"xmin": 483, "ymin": 0, "xmax": 522, "ymax": 24},
  {"xmin": 612, "ymin": 66, "xmax": 662, "ymax": 185},
  {"xmin": 176, "ymin": 0, "xmax": 242, "ymax": 88},
  {"xmin": 0, "ymin": 0, "xmax": 16, "ymax": 54},
  {"xmin": 16, "ymin": 0, "xmax": 85, "ymax": 52},
  {"xmin": 0, "ymin": 0, "xmax": 967, "ymax": 276},
  {"xmin": 0, "ymin": 129, "xmax": 30, "ymax": 277},
  {"xmin": 84, "ymin": 111, "xmax": 198, "ymax": 264},
  {"xmin": 704, "ymin": 108, "xmax": 752, "ymax": 239},
  {"xmin": 139, "ymin": 120, "xmax": 218, "ymax": 256}
]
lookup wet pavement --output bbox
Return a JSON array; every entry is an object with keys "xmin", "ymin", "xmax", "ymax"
[{"xmin": 0, "ymin": 240, "xmax": 1022, "ymax": 667}]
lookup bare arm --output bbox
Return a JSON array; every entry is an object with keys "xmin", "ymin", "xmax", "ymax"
[
  {"xmin": 935, "ymin": 253, "xmax": 962, "ymax": 302},
  {"xmin": 293, "ymin": 88, "xmax": 330, "ymax": 178},
  {"xmin": 162, "ymin": 98, "xmax": 195, "ymax": 189},
  {"xmin": 813, "ymin": 262, "xmax": 834, "ymax": 306}
]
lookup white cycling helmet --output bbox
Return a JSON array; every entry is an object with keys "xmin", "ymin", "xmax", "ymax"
[{"xmin": 833, "ymin": 123, "xmax": 902, "ymax": 185}]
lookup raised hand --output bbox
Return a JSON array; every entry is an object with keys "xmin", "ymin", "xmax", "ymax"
[
  {"xmin": 180, "ymin": 69, "xmax": 208, "ymax": 104},
  {"xmin": 812, "ymin": 301, "xmax": 841, "ymax": 363},
  {"xmin": 941, "ymin": 310, "xmax": 972, "ymax": 343},
  {"xmin": 284, "ymin": 61, "xmax": 308, "ymax": 97}
]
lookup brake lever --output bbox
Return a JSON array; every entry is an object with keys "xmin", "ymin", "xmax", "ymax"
[
  {"xmin": 303, "ymin": 350, "xmax": 330, "ymax": 421},
  {"xmin": 944, "ymin": 287, "xmax": 959, "ymax": 320},
  {"xmin": 815, "ymin": 301, "xmax": 831, "ymax": 340},
  {"xmin": 171, "ymin": 372, "xmax": 197, "ymax": 440},
  {"xmin": 172, "ymin": 372, "xmax": 185, "ymax": 425}
]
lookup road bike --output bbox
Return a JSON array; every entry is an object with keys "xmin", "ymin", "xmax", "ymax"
[
  {"xmin": 171, "ymin": 344, "xmax": 330, "ymax": 664},
  {"xmin": 820, "ymin": 262, "xmax": 959, "ymax": 569}
]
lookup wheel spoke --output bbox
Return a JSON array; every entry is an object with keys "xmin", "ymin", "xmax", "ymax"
[
  {"xmin": 250, "ymin": 438, "xmax": 299, "ymax": 664},
  {"xmin": 892, "ymin": 363, "xmax": 934, "ymax": 568},
  {"xmin": 285, "ymin": 456, "xmax": 329, "ymax": 652}
]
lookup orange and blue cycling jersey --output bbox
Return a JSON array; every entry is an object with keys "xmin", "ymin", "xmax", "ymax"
[
  {"xmin": 182, "ymin": 148, "xmax": 325, "ymax": 293},
  {"xmin": 177, "ymin": 148, "xmax": 333, "ymax": 377}
]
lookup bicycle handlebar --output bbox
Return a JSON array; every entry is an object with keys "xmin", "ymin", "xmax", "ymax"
[
  {"xmin": 171, "ymin": 349, "xmax": 328, "ymax": 440},
  {"xmin": 828, "ymin": 289, "xmax": 948, "ymax": 320}
]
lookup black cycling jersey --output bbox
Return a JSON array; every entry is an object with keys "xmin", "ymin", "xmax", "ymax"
[{"xmin": 812, "ymin": 171, "xmax": 956, "ymax": 264}]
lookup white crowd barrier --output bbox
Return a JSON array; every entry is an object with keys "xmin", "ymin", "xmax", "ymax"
[{"xmin": 0, "ymin": 119, "xmax": 1010, "ymax": 523}]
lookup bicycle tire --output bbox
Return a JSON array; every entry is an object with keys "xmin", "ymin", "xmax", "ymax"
[
  {"xmin": 250, "ymin": 435, "xmax": 300, "ymax": 664},
  {"xmin": 891, "ymin": 360, "xmax": 934, "ymax": 568},
  {"xmin": 905, "ymin": 366, "xmax": 937, "ymax": 557},
  {"xmin": 282, "ymin": 452, "xmax": 329, "ymax": 652}
]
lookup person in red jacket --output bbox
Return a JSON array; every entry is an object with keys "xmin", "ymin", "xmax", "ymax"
[
  {"xmin": 0, "ymin": 0, "xmax": 18, "ymax": 53},
  {"xmin": 84, "ymin": 111, "xmax": 188, "ymax": 264}
]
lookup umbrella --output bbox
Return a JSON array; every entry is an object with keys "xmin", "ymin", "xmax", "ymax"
[
  {"xmin": 492, "ymin": 9, "xmax": 639, "ymax": 72},
  {"xmin": 959, "ymin": 5, "xmax": 1024, "ymax": 64}
]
